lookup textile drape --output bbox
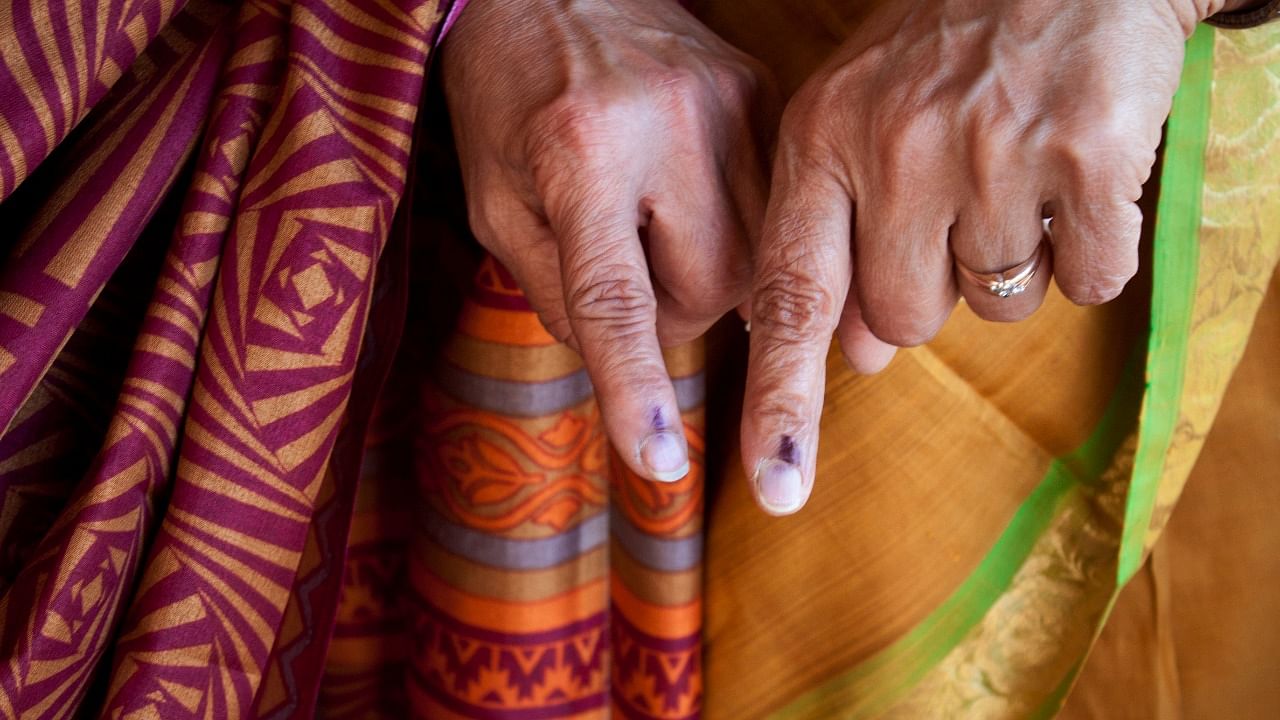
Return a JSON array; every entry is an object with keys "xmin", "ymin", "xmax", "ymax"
[
  {"xmin": 695, "ymin": 3, "xmax": 1280, "ymax": 716},
  {"xmin": 0, "ymin": 0, "xmax": 463, "ymax": 714},
  {"xmin": 2, "ymin": 0, "xmax": 1277, "ymax": 718}
]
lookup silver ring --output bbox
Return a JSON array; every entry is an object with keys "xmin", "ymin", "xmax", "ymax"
[{"xmin": 956, "ymin": 244, "xmax": 1044, "ymax": 298}]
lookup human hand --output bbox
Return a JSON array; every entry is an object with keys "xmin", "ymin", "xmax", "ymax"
[
  {"xmin": 442, "ymin": 0, "xmax": 774, "ymax": 482},
  {"xmin": 740, "ymin": 0, "xmax": 1232, "ymax": 515}
]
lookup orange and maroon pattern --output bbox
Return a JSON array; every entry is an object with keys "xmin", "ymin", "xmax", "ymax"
[
  {"xmin": 402, "ymin": 257, "xmax": 705, "ymax": 719},
  {"xmin": 610, "ymin": 450, "xmax": 703, "ymax": 720}
]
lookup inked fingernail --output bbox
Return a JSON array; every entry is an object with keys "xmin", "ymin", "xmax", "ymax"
[
  {"xmin": 639, "ymin": 408, "xmax": 688, "ymax": 481},
  {"xmin": 639, "ymin": 431, "xmax": 689, "ymax": 482},
  {"xmin": 753, "ymin": 435, "xmax": 805, "ymax": 515}
]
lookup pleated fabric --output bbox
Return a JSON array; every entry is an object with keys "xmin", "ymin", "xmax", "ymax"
[
  {"xmin": 403, "ymin": 257, "xmax": 703, "ymax": 719},
  {"xmin": 3, "ymin": 0, "xmax": 1278, "ymax": 718},
  {"xmin": 0, "ymin": 0, "xmax": 464, "ymax": 714}
]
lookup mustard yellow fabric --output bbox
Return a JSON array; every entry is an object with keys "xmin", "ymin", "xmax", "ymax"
[{"xmin": 694, "ymin": 2, "xmax": 1280, "ymax": 717}]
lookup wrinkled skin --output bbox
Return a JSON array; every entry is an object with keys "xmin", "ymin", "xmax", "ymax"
[
  {"xmin": 442, "ymin": 0, "xmax": 775, "ymax": 483},
  {"xmin": 741, "ymin": 0, "xmax": 1249, "ymax": 514},
  {"xmin": 443, "ymin": 0, "xmax": 1251, "ymax": 515}
]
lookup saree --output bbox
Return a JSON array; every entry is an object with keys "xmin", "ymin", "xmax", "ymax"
[
  {"xmin": 0, "ymin": 0, "xmax": 1276, "ymax": 719},
  {"xmin": 0, "ymin": 0, "xmax": 466, "ymax": 715}
]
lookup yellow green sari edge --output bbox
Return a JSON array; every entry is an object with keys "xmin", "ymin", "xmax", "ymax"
[
  {"xmin": 1117, "ymin": 24, "xmax": 1215, "ymax": 586},
  {"xmin": 769, "ymin": 25, "xmax": 1216, "ymax": 720}
]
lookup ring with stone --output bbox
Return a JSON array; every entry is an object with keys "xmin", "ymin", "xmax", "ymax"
[{"xmin": 955, "ymin": 244, "xmax": 1045, "ymax": 299}]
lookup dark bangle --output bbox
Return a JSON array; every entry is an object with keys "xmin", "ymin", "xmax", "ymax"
[{"xmin": 1205, "ymin": 0, "xmax": 1280, "ymax": 28}]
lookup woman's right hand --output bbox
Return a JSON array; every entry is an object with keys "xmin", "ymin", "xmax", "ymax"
[
  {"xmin": 738, "ymin": 0, "xmax": 1238, "ymax": 516},
  {"xmin": 442, "ymin": 0, "xmax": 774, "ymax": 483}
]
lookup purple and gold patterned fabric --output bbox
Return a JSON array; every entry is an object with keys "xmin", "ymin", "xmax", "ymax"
[{"xmin": 0, "ymin": 0, "xmax": 471, "ymax": 714}]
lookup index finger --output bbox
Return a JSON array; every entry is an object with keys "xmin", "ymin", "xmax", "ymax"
[
  {"xmin": 547, "ymin": 184, "xmax": 690, "ymax": 484},
  {"xmin": 742, "ymin": 156, "xmax": 852, "ymax": 515}
]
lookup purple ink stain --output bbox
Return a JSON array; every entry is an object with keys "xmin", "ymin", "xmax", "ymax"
[
  {"xmin": 778, "ymin": 435, "xmax": 797, "ymax": 465},
  {"xmin": 650, "ymin": 407, "xmax": 667, "ymax": 432}
]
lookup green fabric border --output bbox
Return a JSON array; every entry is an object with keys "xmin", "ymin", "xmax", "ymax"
[
  {"xmin": 1031, "ymin": 23, "xmax": 1216, "ymax": 718},
  {"xmin": 1116, "ymin": 24, "xmax": 1215, "ymax": 585},
  {"xmin": 769, "ymin": 353, "xmax": 1144, "ymax": 720},
  {"xmin": 768, "ymin": 25, "xmax": 1216, "ymax": 719}
]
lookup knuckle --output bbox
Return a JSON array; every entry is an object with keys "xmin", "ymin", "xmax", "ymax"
[
  {"xmin": 1061, "ymin": 282, "xmax": 1120, "ymax": 306},
  {"xmin": 1053, "ymin": 121, "xmax": 1152, "ymax": 203},
  {"xmin": 1059, "ymin": 268, "xmax": 1134, "ymax": 306},
  {"xmin": 651, "ymin": 64, "xmax": 701, "ymax": 96},
  {"xmin": 526, "ymin": 96, "xmax": 621, "ymax": 174},
  {"xmin": 646, "ymin": 66, "xmax": 706, "ymax": 124},
  {"xmin": 746, "ymin": 389, "xmax": 816, "ymax": 437},
  {"xmin": 709, "ymin": 60, "xmax": 759, "ymax": 106},
  {"xmin": 1054, "ymin": 203, "xmax": 1141, "ymax": 307},
  {"xmin": 752, "ymin": 271, "xmax": 838, "ymax": 342},
  {"xmin": 567, "ymin": 270, "xmax": 656, "ymax": 324},
  {"xmin": 876, "ymin": 112, "xmax": 946, "ymax": 187}
]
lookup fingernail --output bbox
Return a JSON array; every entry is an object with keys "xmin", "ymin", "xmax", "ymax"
[
  {"xmin": 753, "ymin": 458, "xmax": 805, "ymax": 515},
  {"xmin": 639, "ymin": 432, "xmax": 689, "ymax": 482},
  {"xmin": 753, "ymin": 435, "xmax": 805, "ymax": 515}
]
